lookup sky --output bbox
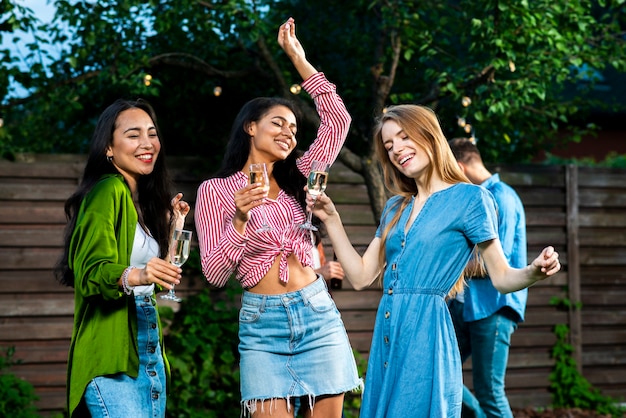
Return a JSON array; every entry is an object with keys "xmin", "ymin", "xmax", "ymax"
[{"xmin": 2, "ymin": 0, "xmax": 59, "ymax": 100}]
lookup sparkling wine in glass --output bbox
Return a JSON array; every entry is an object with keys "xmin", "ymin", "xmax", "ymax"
[
  {"xmin": 160, "ymin": 229, "xmax": 192, "ymax": 302},
  {"xmin": 249, "ymin": 163, "xmax": 273, "ymax": 233},
  {"xmin": 300, "ymin": 160, "xmax": 330, "ymax": 231}
]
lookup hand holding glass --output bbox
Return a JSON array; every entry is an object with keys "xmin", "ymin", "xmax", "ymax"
[
  {"xmin": 300, "ymin": 160, "xmax": 330, "ymax": 231},
  {"xmin": 160, "ymin": 229, "xmax": 192, "ymax": 302},
  {"xmin": 249, "ymin": 163, "xmax": 273, "ymax": 233}
]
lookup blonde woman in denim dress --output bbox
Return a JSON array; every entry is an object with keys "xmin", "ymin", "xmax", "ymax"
[{"xmin": 310, "ymin": 105, "xmax": 561, "ymax": 417}]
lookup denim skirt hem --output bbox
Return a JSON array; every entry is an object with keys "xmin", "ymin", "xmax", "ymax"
[{"xmin": 238, "ymin": 277, "xmax": 361, "ymax": 407}]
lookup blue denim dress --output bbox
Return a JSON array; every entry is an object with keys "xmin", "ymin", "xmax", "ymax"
[{"xmin": 361, "ymin": 184, "xmax": 497, "ymax": 418}]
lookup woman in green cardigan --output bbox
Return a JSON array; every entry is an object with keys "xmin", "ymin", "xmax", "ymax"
[{"xmin": 55, "ymin": 99, "xmax": 189, "ymax": 417}]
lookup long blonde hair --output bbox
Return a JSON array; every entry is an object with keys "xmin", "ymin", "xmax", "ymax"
[{"xmin": 372, "ymin": 105, "xmax": 479, "ymax": 297}]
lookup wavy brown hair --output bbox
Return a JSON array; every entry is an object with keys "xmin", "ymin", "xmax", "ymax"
[{"xmin": 372, "ymin": 104, "xmax": 478, "ymax": 297}]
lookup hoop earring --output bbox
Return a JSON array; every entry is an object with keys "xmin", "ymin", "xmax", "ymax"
[{"xmin": 107, "ymin": 155, "xmax": 113, "ymax": 163}]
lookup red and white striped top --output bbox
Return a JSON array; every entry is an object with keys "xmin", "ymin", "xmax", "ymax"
[{"xmin": 194, "ymin": 72, "xmax": 351, "ymax": 288}]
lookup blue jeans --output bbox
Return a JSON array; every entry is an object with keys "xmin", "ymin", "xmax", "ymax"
[
  {"xmin": 84, "ymin": 295, "xmax": 166, "ymax": 417},
  {"xmin": 449, "ymin": 299, "xmax": 517, "ymax": 418}
]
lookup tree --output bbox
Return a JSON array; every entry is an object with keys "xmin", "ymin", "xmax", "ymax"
[{"xmin": 1, "ymin": 0, "xmax": 625, "ymax": 220}]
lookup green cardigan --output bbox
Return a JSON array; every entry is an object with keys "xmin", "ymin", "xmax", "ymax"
[{"xmin": 66, "ymin": 174, "xmax": 169, "ymax": 417}]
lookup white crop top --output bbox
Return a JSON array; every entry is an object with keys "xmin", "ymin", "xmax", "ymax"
[{"xmin": 130, "ymin": 223, "xmax": 158, "ymax": 296}]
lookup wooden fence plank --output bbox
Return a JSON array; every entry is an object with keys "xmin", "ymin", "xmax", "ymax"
[
  {"xmin": 579, "ymin": 227, "xmax": 626, "ymax": 246},
  {"xmin": 0, "ymin": 322, "xmax": 73, "ymax": 340},
  {"xmin": 3, "ymin": 340, "xmax": 70, "ymax": 364},
  {"xmin": 579, "ymin": 213, "xmax": 626, "ymax": 228},
  {"xmin": 326, "ymin": 183, "xmax": 372, "ymax": 204},
  {"xmin": 579, "ymin": 189, "xmax": 626, "ymax": 208},
  {"xmin": 582, "ymin": 347, "xmax": 626, "ymax": 366},
  {"xmin": 10, "ymin": 363, "xmax": 67, "ymax": 387},
  {"xmin": 0, "ymin": 202, "xmax": 67, "ymax": 224},
  {"xmin": 0, "ymin": 183, "xmax": 78, "ymax": 201},
  {"xmin": 0, "ymin": 271, "xmax": 72, "ymax": 293},
  {"xmin": 0, "ymin": 248, "xmax": 61, "ymax": 269},
  {"xmin": 580, "ymin": 247, "xmax": 626, "ymax": 265},
  {"xmin": 0, "ymin": 297, "xmax": 75, "ymax": 316},
  {"xmin": 0, "ymin": 226, "xmax": 65, "ymax": 247},
  {"xmin": 578, "ymin": 167, "xmax": 626, "ymax": 188},
  {"xmin": 35, "ymin": 390, "xmax": 67, "ymax": 414},
  {"xmin": 566, "ymin": 165, "xmax": 583, "ymax": 368}
]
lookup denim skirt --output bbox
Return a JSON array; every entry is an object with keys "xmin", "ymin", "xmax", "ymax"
[
  {"xmin": 239, "ymin": 277, "xmax": 362, "ymax": 415},
  {"xmin": 84, "ymin": 295, "xmax": 167, "ymax": 418}
]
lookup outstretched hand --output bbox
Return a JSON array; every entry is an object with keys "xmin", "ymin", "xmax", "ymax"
[{"xmin": 530, "ymin": 246, "xmax": 561, "ymax": 278}]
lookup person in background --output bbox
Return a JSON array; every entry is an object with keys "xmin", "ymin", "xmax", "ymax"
[
  {"xmin": 311, "ymin": 229, "xmax": 345, "ymax": 290},
  {"xmin": 54, "ymin": 99, "xmax": 189, "ymax": 418},
  {"xmin": 447, "ymin": 137, "xmax": 528, "ymax": 418},
  {"xmin": 194, "ymin": 18, "xmax": 361, "ymax": 418},
  {"xmin": 309, "ymin": 104, "xmax": 560, "ymax": 417}
]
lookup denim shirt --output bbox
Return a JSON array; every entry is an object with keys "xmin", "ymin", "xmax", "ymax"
[{"xmin": 463, "ymin": 173, "xmax": 529, "ymax": 323}]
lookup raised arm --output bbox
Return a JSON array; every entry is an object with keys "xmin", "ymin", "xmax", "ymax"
[
  {"xmin": 278, "ymin": 18, "xmax": 351, "ymax": 171},
  {"xmin": 313, "ymin": 192, "xmax": 381, "ymax": 290},
  {"xmin": 278, "ymin": 17, "xmax": 317, "ymax": 81},
  {"xmin": 479, "ymin": 239, "xmax": 560, "ymax": 293}
]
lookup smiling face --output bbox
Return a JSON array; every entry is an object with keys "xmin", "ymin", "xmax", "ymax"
[
  {"xmin": 106, "ymin": 107, "xmax": 160, "ymax": 193},
  {"xmin": 247, "ymin": 105, "xmax": 298, "ymax": 164},
  {"xmin": 381, "ymin": 119, "xmax": 431, "ymax": 180}
]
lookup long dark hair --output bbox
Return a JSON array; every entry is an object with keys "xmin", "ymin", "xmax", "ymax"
[
  {"xmin": 54, "ymin": 98, "xmax": 174, "ymax": 287},
  {"xmin": 216, "ymin": 97, "xmax": 308, "ymax": 213}
]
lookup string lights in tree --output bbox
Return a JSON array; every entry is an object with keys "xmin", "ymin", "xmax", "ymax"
[{"xmin": 457, "ymin": 95, "xmax": 476, "ymax": 144}]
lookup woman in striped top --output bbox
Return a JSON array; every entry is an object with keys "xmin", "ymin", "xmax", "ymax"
[{"xmin": 195, "ymin": 17, "xmax": 361, "ymax": 418}]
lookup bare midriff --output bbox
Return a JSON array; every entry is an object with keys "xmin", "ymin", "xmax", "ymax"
[{"xmin": 249, "ymin": 253, "xmax": 317, "ymax": 294}]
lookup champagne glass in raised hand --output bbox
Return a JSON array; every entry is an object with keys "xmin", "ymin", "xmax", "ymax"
[
  {"xmin": 249, "ymin": 163, "xmax": 274, "ymax": 233},
  {"xmin": 160, "ymin": 229, "xmax": 192, "ymax": 302},
  {"xmin": 300, "ymin": 160, "xmax": 330, "ymax": 231}
]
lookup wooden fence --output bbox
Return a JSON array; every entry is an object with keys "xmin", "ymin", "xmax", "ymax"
[{"xmin": 1, "ymin": 154, "xmax": 625, "ymax": 415}]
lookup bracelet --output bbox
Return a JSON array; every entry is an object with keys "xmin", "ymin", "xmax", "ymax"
[{"xmin": 121, "ymin": 266, "xmax": 136, "ymax": 295}]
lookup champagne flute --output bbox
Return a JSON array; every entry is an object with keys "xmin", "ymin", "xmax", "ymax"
[
  {"xmin": 160, "ymin": 229, "xmax": 192, "ymax": 302},
  {"xmin": 249, "ymin": 163, "xmax": 273, "ymax": 233},
  {"xmin": 300, "ymin": 160, "xmax": 330, "ymax": 231}
]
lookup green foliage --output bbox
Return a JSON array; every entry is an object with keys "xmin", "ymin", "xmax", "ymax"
[
  {"xmin": 549, "ymin": 325, "xmax": 625, "ymax": 417},
  {"xmin": 544, "ymin": 151, "xmax": 626, "ymax": 168},
  {"xmin": 549, "ymin": 294, "xmax": 625, "ymax": 417},
  {"xmin": 163, "ymin": 279, "xmax": 242, "ymax": 417},
  {"xmin": 0, "ymin": 346, "xmax": 40, "ymax": 418},
  {"xmin": 1, "ymin": 0, "xmax": 625, "ymax": 165}
]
